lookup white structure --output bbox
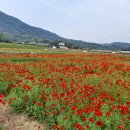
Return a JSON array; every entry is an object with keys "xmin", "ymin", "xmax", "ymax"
[
  {"xmin": 59, "ymin": 42, "xmax": 65, "ymax": 49},
  {"xmin": 82, "ymin": 50, "xmax": 87, "ymax": 53},
  {"xmin": 52, "ymin": 46, "xmax": 57, "ymax": 49},
  {"xmin": 112, "ymin": 51, "xmax": 117, "ymax": 54}
]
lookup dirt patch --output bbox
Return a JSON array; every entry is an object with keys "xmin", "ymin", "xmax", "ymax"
[{"xmin": 0, "ymin": 103, "xmax": 49, "ymax": 130}]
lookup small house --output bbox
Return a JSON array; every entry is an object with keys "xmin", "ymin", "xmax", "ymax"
[{"xmin": 59, "ymin": 42, "xmax": 65, "ymax": 49}]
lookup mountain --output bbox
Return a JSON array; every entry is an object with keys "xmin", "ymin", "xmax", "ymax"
[
  {"xmin": 110, "ymin": 42, "xmax": 130, "ymax": 47},
  {"xmin": 0, "ymin": 11, "xmax": 130, "ymax": 50},
  {"xmin": 0, "ymin": 11, "xmax": 63, "ymax": 42},
  {"xmin": 0, "ymin": 11, "xmax": 104, "ymax": 49},
  {"xmin": 103, "ymin": 42, "xmax": 130, "ymax": 50}
]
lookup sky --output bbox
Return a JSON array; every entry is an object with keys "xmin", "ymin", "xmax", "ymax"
[{"xmin": 0, "ymin": 0, "xmax": 130, "ymax": 43}]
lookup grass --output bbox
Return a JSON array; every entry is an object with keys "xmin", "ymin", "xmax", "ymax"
[
  {"xmin": 0, "ymin": 57, "xmax": 45, "ymax": 63},
  {"xmin": 0, "ymin": 42, "xmax": 48, "ymax": 53},
  {"xmin": 0, "ymin": 124, "xmax": 4, "ymax": 130},
  {"xmin": 0, "ymin": 42, "xmax": 47, "ymax": 49}
]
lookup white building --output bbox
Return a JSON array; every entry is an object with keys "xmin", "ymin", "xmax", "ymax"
[
  {"xmin": 59, "ymin": 42, "xmax": 68, "ymax": 49},
  {"xmin": 59, "ymin": 42, "xmax": 65, "ymax": 49},
  {"xmin": 52, "ymin": 46, "xmax": 57, "ymax": 49}
]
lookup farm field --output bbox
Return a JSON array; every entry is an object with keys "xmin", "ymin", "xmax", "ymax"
[
  {"xmin": 0, "ymin": 42, "xmax": 48, "ymax": 54},
  {"xmin": 0, "ymin": 51, "xmax": 130, "ymax": 130}
]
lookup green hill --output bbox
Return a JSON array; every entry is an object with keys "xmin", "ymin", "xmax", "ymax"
[{"xmin": 0, "ymin": 11, "xmax": 63, "ymax": 42}]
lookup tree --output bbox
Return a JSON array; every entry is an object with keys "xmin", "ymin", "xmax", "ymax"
[
  {"xmin": 0, "ymin": 33, "xmax": 4, "ymax": 41},
  {"xmin": 0, "ymin": 33, "xmax": 11, "ymax": 42}
]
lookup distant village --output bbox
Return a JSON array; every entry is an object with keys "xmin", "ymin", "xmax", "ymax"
[{"xmin": 22, "ymin": 41, "xmax": 130, "ymax": 54}]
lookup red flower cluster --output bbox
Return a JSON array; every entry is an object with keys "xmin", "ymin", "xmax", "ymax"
[{"xmin": 0, "ymin": 53, "xmax": 130, "ymax": 130}]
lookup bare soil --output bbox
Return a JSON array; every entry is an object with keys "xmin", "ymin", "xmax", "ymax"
[{"xmin": 0, "ymin": 103, "xmax": 48, "ymax": 130}]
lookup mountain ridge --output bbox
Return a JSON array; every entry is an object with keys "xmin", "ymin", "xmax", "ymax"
[
  {"xmin": 0, "ymin": 11, "xmax": 130, "ymax": 50},
  {"xmin": 0, "ymin": 11, "xmax": 63, "ymax": 41}
]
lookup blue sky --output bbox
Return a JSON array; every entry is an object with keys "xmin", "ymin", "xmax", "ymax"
[{"xmin": 0, "ymin": 0, "xmax": 130, "ymax": 43}]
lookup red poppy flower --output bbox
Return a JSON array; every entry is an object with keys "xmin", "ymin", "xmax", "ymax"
[
  {"xmin": 82, "ymin": 118, "xmax": 86, "ymax": 122},
  {"xmin": 117, "ymin": 125, "xmax": 123, "ymax": 129},
  {"xmin": 94, "ymin": 110, "xmax": 102, "ymax": 116},
  {"xmin": 89, "ymin": 117, "xmax": 94, "ymax": 122},
  {"xmin": 38, "ymin": 102, "xmax": 42, "ymax": 107},
  {"xmin": 127, "ymin": 116, "xmax": 130, "ymax": 120},
  {"xmin": 32, "ymin": 100, "xmax": 36, "ymax": 105},
  {"xmin": 53, "ymin": 124, "xmax": 57, "ymax": 130},
  {"xmin": 96, "ymin": 120, "xmax": 103, "ymax": 127},
  {"xmin": 106, "ymin": 112, "xmax": 110, "ymax": 116},
  {"xmin": 0, "ymin": 94, "xmax": 4, "ymax": 99},
  {"xmin": 86, "ymin": 125, "xmax": 90, "ymax": 129}
]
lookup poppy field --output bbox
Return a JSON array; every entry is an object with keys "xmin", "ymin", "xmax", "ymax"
[{"xmin": 0, "ymin": 53, "xmax": 130, "ymax": 130}]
